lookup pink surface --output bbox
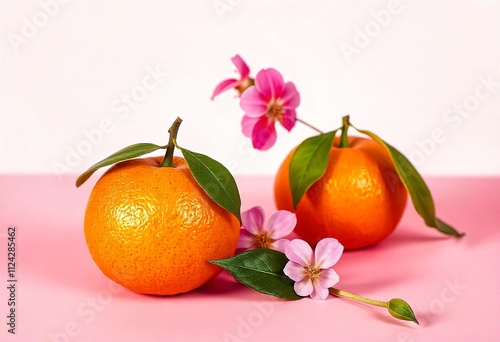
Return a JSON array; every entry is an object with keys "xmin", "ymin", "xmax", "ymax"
[{"xmin": 0, "ymin": 174, "xmax": 499, "ymax": 341}]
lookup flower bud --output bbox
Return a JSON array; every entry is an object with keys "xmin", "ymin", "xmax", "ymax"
[{"xmin": 388, "ymin": 298, "xmax": 419, "ymax": 325}]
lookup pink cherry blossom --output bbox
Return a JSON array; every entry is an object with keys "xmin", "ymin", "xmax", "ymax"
[
  {"xmin": 283, "ymin": 238, "xmax": 343, "ymax": 300},
  {"xmin": 237, "ymin": 206, "xmax": 297, "ymax": 253},
  {"xmin": 239, "ymin": 68, "xmax": 300, "ymax": 150},
  {"xmin": 211, "ymin": 55, "xmax": 253, "ymax": 100}
]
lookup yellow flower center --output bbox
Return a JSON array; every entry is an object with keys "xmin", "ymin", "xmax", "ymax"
[
  {"xmin": 305, "ymin": 265, "xmax": 321, "ymax": 279},
  {"xmin": 255, "ymin": 233, "xmax": 273, "ymax": 249},
  {"xmin": 267, "ymin": 100, "xmax": 283, "ymax": 121}
]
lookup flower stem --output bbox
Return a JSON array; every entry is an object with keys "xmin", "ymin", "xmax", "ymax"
[
  {"xmin": 338, "ymin": 115, "xmax": 350, "ymax": 148},
  {"xmin": 160, "ymin": 117, "xmax": 183, "ymax": 167},
  {"xmin": 329, "ymin": 288, "xmax": 387, "ymax": 308},
  {"xmin": 296, "ymin": 118, "xmax": 324, "ymax": 134}
]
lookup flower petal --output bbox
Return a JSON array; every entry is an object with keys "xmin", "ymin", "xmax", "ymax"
[
  {"xmin": 231, "ymin": 54, "xmax": 250, "ymax": 79},
  {"xmin": 314, "ymin": 238, "xmax": 344, "ymax": 269},
  {"xmin": 270, "ymin": 238, "xmax": 290, "ymax": 253},
  {"xmin": 310, "ymin": 279, "xmax": 329, "ymax": 300},
  {"xmin": 318, "ymin": 268, "xmax": 340, "ymax": 289},
  {"xmin": 280, "ymin": 82, "xmax": 301, "ymax": 109},
  {"xmin": 239, "ymin": 87, "xmax": 268, "ymax": 117},
  {"xmin": 279, "ymin": 108, "xmax": 297, "ymax": 132},
  {"xmin": 241, "ymin": 115, "xmax": 260, "ymax": 138},
  {"xmin": 294, "ymin": 277, "xmax": 313, "ymax": 297},
  {"xmin": 241, "ymin": 206, "xmax": 265, "ymax": 235},
  {"xmin": 251, "ymin": 116, "xmax": 277, "ymax": 151},
  {"xmin": 283, "ymin": 261, "xmax": 306, "ymax": 282},
  {"xmin": 255, "ymin": 68, "xmax": 285, "ymax": 100},
  {"xmin": 267, "ymin": 211, "xmax": 297, "ymax": 239},
  {"xmin": 285, "ymin": 239, "xmax": 313, "ymax": 267},
  {"xmin": 211, "ymin": 78, "xmax": 239, "ymax": 100},
  {"xmin": 236, "ymin": 229, "xmax": 256, "ymax": 250}
]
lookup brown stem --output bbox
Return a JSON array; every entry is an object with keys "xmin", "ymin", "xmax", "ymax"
[{"xmin": 160, "ymin": 117, "xmax": 183, "ymax": 167}]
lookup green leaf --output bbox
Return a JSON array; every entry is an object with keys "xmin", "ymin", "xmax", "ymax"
[
  {"xmin": 289, "ymin": 130, "xmax": 337, "ymax": 208},
  {"xmin": 388, "ymin": 298, "xmax": 419, "ymax": 325},
  {"xmin": 179, "ymin": 147, "xmax": 241, "ymax": 223},
  {"xmin": 76, "ymin": 143, "xmax": 166, "ymax": 187},
  {"xmin": 209, "ymin": 249, "xmax": 302, "ymax": 300},
  {"xmin": 351, "ymin": 126, "xmax": 464, "ymax": 237}
]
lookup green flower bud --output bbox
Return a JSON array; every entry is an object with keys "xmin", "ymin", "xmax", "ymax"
[{"xmin": 388, "ymin": 298, "xmax": 419, "ymax": 325}]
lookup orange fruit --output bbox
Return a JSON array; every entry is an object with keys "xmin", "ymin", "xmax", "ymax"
[
  {"xmin": 84, "ymin": 156, "xmax": 240, "ymax": 295},
  {"xmin": 274, "ymin": 136, "xmax": 408, "ymax": 250}
]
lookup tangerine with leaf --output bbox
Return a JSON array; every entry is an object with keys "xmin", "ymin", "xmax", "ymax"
[
  {"xmin": 275, "ymin": 116, "xmax": 463, "ymax": 250},
  {"xmin": 77, "ymin": 117, "xmax": 241, "ymax": 295}
]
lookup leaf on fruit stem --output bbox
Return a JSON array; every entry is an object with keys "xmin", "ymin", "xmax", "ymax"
[
  {"xmin": 76, "ymin": 143, "xmax": 166, "ymax": 187},
  {"xmin": 289, "ymin": 130, "xmax": 338, "ymax": 208},
  {"xmin": 351, "ymin": 126, "xmax": 464, "ymax": 238},
  {"xmin": 179, "ymin": 147, "xmax": 242, "ymax": 223},
  {"xmin": 209, "ymin": 249, "xmax": 302, "ymax": 300}
]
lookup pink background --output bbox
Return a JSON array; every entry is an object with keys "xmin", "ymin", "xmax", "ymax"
[
  {"xmin": 1, "ymin": 0, "xmax": 500, "ymax": 176},
  {"xmin": 1, "ymin": 0, "xmax": 500, "ymax": 341},
  {"xmin": 1, "ymin": 175, "xmax": 499, "ymax": 341}
]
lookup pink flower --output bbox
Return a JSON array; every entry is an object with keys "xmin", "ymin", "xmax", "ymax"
[
  {"xmin": 237, "ymin": 206, "xmax": 296, "ymax": 253},
  {"xmin": 211, "ymin": 55, "xmax": 253, "ymax": 100},
  {"xmin": 283, "ymin": 238, "xmax": 343, "ymax": 300},
  {"xmin": 239, "ymin": 68, "xmax": 300, "ymax": 150}
]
